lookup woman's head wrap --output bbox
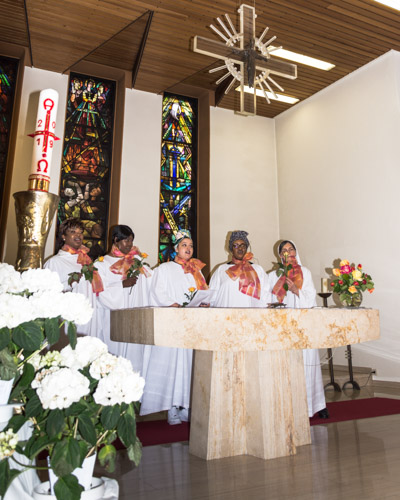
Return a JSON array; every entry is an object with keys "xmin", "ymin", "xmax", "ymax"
[
  {"xmin": 172, "ymin": 229, "xmax": 192, "ymax": 250},
  {"xmin": 229, "ymin": 230, "xmax": 250, "ymax": 252}
]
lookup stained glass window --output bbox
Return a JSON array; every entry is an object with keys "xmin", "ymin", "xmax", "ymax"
[
  {"xmin": 0, "ymin": 56, "xmax": 18, "ymax": 210},
  {"xmin": 159, "ymin": 93, "xmax": 198, "ymax": 263},
  {"xmin": 58, "ymin": 73, "xmax": 115, "ymax": 259}
]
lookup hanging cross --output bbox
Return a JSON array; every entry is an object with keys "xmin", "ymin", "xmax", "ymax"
[{"xmin": 192, "ymin": 4, "xmax": 297, "ymax": 116}]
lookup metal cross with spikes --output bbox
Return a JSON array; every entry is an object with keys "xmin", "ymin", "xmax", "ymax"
[{"xmin": 192, "ymin": 4, "xmax": 297, "ymax": 116}]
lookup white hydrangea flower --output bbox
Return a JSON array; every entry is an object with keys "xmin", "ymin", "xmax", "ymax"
[
  {"xmin": 20, "ymin": 268, "xmax": 63, "ymax": 295},
  {"xmin": 89, "ymin": 352, "xmax": 118, "ymax": 380},
  {"xmin": 0, "ymin": 429, "xmax": 18, "ymax": 460},
  {"xmin": 58, "ymin": 292, "xmax": 93, "ymax": 325},
  {"xmin": 28, "ymin": 291, "xmax": 64, "ymax": 320},
  {"xmin": 0, "ymin": 263, "xmax": 24, "ymax": 294},
  {"xmin": 35, "ymin": 367, "xmax": 90, "ymax": 410},
  {"xmin": 0, "ymin": 294, "xmax": 35, "ymax": 328},
  {"xmin": 31, "ymin": 366, "xmax": 60, "ymax": 389},
  {"xmin": 94, "ymin": 370, "xmax": 145, "ymax": 406},
  {"xmin": 61, "ymin": 337, "xmax": 107, "ymax": 370},
  {"xmin": 28, "ymin": 353, "xmax": 42, "ymax": 371}
]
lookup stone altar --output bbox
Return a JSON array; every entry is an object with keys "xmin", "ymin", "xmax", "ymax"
[{"xmin": 111, "ymin": 307, "xmax": 379, "ymax": 460}]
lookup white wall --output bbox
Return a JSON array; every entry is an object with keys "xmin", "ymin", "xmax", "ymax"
[
  {"xmin": 210, "ymin": 107, "xmax": 279, "ymax": 272},
  {"xmin": 275, "ymin": 50, "xmax": 400, "ymax": 380},
  {"xmin": 3, "ymin": 67, "xmax": 68, "ymax": 264},
  {"xmin": 118, "ymin": 89, "xmax": 162, "ymax": 267}
]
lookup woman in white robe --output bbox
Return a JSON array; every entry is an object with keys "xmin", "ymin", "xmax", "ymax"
[
  {"xmin": 268, "ymin": 240, "xmax": 328, "ymax": 419},
  {"xmin": 209, "ymin": 230, "xmax": 271, "ymax": 308},
  {"xmin": 140, "ymin": 229, "xmax": 209, "ymax": 425},
  {"xmin": 95, "ymin": 225, "xmax": 152, "ymax": 374},
  {"xmin": 44, "ymin": 218, "xmax": 101, "ymax": 336}
]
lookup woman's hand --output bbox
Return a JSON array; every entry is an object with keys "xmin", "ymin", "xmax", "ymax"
[
  {"xmin": 286, "ymin": 277, "xmax": 299, "ymax": 296},
  {"xmin": 199, "ymin": 303, "xmax": 210, "ymax": 308},
  {"xmin": 122, "ymin": 276, "xmax": 138, "ymax": 288},
  {"xmin": 169, "ymin": 303, "xmax": 181, "ymax": 307}
]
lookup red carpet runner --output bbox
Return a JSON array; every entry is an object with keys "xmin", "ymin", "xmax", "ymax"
[{"xmin": 136, "ymin": 398, "xmax": 400, "ymax": 446}]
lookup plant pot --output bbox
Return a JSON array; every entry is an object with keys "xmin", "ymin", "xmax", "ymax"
[
  {"xmin": 0, "ymin": 378, "xmax": 14, "ymax": 405},
  {"xmin": 33, "ymin": 477, "xmax": 105, "ymax": 500},
  {"xmin": 48, "ymin": 453, "xmax": 97, "ymax": 494},
  {"xmin": 340, "ymin": 291, "xmax": 363, "ymax": 308}
]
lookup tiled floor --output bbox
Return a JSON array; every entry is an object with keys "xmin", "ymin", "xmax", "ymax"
[{"xmin": 98, "ymin": 384, "xmax": 400, "ymax": 499}]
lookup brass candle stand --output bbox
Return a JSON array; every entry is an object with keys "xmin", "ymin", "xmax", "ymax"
[{"xmin": 13, "ymin": 190, "xmax": 59, "ymax": 271}]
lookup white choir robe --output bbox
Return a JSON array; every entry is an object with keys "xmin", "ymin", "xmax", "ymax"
[
  {"xmin": 95, "ymin": 255, "xmax": 153, "ymax": 374},
  {"xmin": 268, "ymin": 267, "xmax": 326, "ymax": 417},
  {"xmin": 209, "ymin": 262, "xmax": 271, "ymax": 308},
  {"xmin": 44, "ymin": 250, "xmax": 97, "ymax": 336},
  {"xmin": 140, "ymin": 261, "xmax": 208, "ymax": 416}
]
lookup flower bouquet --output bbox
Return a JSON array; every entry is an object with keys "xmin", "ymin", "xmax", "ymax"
[
  {"xmin": 182, "ymin": 287, "xmax": 197, "ymax": 307},
  {"xmin": 126, "ymin": 252, "xmax": 150, "ymax": 280},
  {"xmin": 330, "ymin": 260, "xmax": 374, "ymax": 307},
  {"xmin": 68, "ymin": 262, "xmax": 99, "ymax": 288},
  {"xmin": 275, "ymin": 250, "xmax": 293, "ymax": 292}
]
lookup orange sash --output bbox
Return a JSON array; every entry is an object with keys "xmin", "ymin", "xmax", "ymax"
[
  {"xmin": 109, "ymin": 244, "xmax": 151, "ymax": 280},
  {"xmin": 175, "ymin": 257, "xmax": 208, "ymax": 290},
  {"xmin": 272, "ymin": 255, "xmax": 303, "ymax": 303},
  {"xmin": 62, "ymin": 244, "xmax": 104, "ymax": 295},
  {"xmin": 226, "ymin": 253, "xmax": 261, "ymax": 300}
]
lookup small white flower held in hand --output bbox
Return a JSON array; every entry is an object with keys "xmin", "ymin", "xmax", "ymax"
[
  {"xmin": 61, "ymin": 336, "xmax": 108, "ymax": 370},
  {"xmin": 0, "ymin": 429, "xmax": 18, "ymax": 460},
  {"xmin": 36, "ymin": 367, "xmax": 90, "ymax": 410}
]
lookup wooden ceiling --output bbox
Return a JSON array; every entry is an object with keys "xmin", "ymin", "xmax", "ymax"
[{"xmin": 1, "ymin": 0, "xmax": 399, "ymax": 117}]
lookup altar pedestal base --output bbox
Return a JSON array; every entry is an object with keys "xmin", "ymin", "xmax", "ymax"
[{"xmin": 189, "ymin": 349, "xmax": 311, "ymax": 460}]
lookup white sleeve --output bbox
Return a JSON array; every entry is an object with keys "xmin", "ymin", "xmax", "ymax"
[{"xmin": 297, "ymin": 267, "xmax": 317, "ymax": 308}]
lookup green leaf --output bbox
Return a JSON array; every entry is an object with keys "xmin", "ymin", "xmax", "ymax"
[
  {"xmin": 98, "ymin": 444, "xmax": 116, "ymax": 472},
  {"xmin": 25, "ymin": 393, "xmax": 42, "ymax": 417},
  {"xmin": 78, "ymin": 413, "xmax": 97, "ymax": 446},
  {"xmin": 65, "ymin": 401, "xmax": 88, "ymax": 417},
  {"xmin": 127, "ymin": 439, "xmax": 142, "ymax": 466},
  {"xmin": 25, "ymin": 433, "xmax": 53, "ymax": 459},
  {"xmin": 11, "ymin": 361, "xmax": 35, "ymax": 400},
  {"xmin": 117, "ymin": 413, "xmax": 136, "ymax": 447},
  {"xmin": 0, "ymin": 348, "xmax": 18, "ymax": 381},
  {"xmin": 0, "ymin": 327, "xmax": 11, "ymax": 350},
  {"xmin": 67, "ymin": 322, "xmax": 77, "ymax": 350},
  {"xmin": 51, "ymin": 438, "xmax": 82, "ymax": 477},
  {"xmin": 47, "ymin": 409, "xmax": 65, "ymax": 438},
  {"xmin": 8, "ymin": 413, "xmax": 28, "ymax": 433},
  {"xmin": 101, "ymin": 405, "xmax": 121, "ymax": 430},
  {"xmin": 45, "ymin": 317, "xmax": 61, "ymax": 346},
  {"xmin": 283, "ymin": 283, "xmax": 288, "ymax": 291},
  {"xmin": 54, "ymin": 473, "xmax": 84, "ymax": 500},
  {"xmin": 0, "ymin": 459, "xmax": 24, "ymax": 497},
  {"xmin": 12, "ymin": 321, "xmax": 44, "ymax": 351}
]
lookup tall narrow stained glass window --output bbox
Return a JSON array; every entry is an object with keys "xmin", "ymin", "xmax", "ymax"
[
  {"xmin": 58, "ymin": 73, "xmax": 116, "ymax": 259},
  {"xmin": 0, "ymin": 56, "xmax": 18, "ymax": 210},
  {"xmin": 159, "ymin": 93, "xmax": 198, "ymax": 263}
]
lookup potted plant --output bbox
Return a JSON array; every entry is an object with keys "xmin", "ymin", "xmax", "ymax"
[{"xmin": 0, "ymin": 263, "xmax": 145, "ymax": 499}]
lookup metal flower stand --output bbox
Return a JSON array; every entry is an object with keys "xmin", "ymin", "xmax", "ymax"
[{"xmin": 318, "ymin": 293, "xmax": 341, "ymax": 392}]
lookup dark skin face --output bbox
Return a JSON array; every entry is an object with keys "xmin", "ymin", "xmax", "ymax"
[
  {"xmin": 231, "ymin": 239, "xmax": 248, "ymax": 261},
  {"xmin": 114, "ymin": 235, "xmax": 133, "ymax": 255},
  {"xmin": 62, "ymin": 227, "xmax": 83, "ymax": 250}
]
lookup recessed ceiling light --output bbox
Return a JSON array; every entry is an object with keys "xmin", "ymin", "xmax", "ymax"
[
  {"xmin": 236, "ymin": 86, "xmax": 299, "ymax": 105},
  {"xmin": 372, "ymin": 0, "xmax": 400, "ymax": 11},
  {"xmin": 269, "ymin": 47, "xmax": 335, "ymax": 71}
]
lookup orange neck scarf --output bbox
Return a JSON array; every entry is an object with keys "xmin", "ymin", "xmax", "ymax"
[
  {"xmin": 62, "ymin": 244, "xmax": 104, "ymax": 295},
  {"xmin": 174, "ymin": 257, "xmax": 208, "ymax": 290},
  {"xmin": 226, "ymin": 252, "xmax": 261, "ymax": 300},
  {"xmin": 272, "ymin": 255, "xmax": 303, "ymax": 303},
  {"xmin": 109, "ymin": 244, "xmax": 150, "ymax": 280}
]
